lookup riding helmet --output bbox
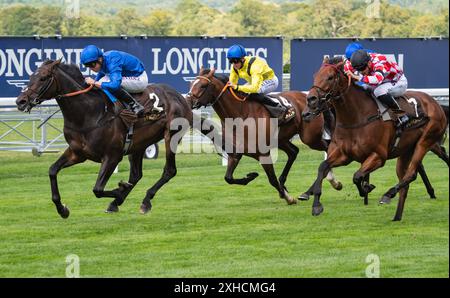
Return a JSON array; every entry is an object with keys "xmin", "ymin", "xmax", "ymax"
[
  {"xmin": 350, "ymin": 49, "xmax": 371, "ymax": 71},
  {"xmin": 226, "ymin": 44, "xmax": 247, "ymax": 59},
  {"xmin": 345, "ymin": 42, "xmax": 364, "ymax": 59},
  {"xmin": 81, "ymin": 45, "xmax": 103, "ymax": 65}
]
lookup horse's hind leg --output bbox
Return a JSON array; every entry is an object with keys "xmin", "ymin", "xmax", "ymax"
[
  {"xmin": 382, "ymin": 139, "xmax": 433, "ymax": 221},
  {"xmin": 417, "ymin": 162, "xmax": 436, "ymax": 199},
  {"xmin": 224, "ymin": 153, "xmax": 259, "ymax": 185},
  {"xmin": 49, "ymin": 148, "xmax": 86, "ymax": 218},
  {"xmin": 430, "ymin": 142, "xmax": 449, "ymax": 166},
  {"xmin": 278, "ymin": 141, "xmax": 299, "ymax": 191},
  {"xmin": 106, "ymin": 151, "xmax": 145, "ymax": 213},
  {"xmin": 140, "ymin": 133, "xmax": 178, "ymax": 214},
  {"xmin": 260, "ymin": 157, "xmax": 296, "ymax": 205}
]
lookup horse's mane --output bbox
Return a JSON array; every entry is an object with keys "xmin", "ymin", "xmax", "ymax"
[
  {"xmin": 199, "ymin": 68, "xmax": 229, "ymax": 84},
  {"xmin": 328, "ymin": 56, "xmax": 345, "ymax": 65},
  {"xmin": 58, "ymin": 62, "xmax": 86, "ymax": 84}
]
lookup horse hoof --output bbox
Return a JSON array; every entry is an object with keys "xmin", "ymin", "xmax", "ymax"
[
  {"xmin": 312, "ymin": 205, "xmax": 324, "ymax": 216},
  {"xmin": 59, "ymin": 205, "xmax": 70, "ymax": 219},
  {"xmin": 247, "ymin": 172, "xmax": 259, "ymax": 180},
  {"xmin": 332, "ymin": 181, "xmax": 343, "ymax": 191},
  {"xmin": 105, "ymin": 203, "xmax": 119, "ymax": 213},
  {"xmin": 298, "ymin": 193, "xmax": 310, "ymax": 201},
  {"xmin": 379, "ymin": 196, "xmax": 392, "ymax": 205},
  {"xmin": 139, "ymin": 203, "xmax": 152, "ymax": 215},
  {"xmin": 286, "ymin": 197, "xmax": 297, "ymax": 205}
]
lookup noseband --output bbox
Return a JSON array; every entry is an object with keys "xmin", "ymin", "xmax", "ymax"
[{"xmin": 310, "ymin": 63, "xmax": 349, "ymax": 104}]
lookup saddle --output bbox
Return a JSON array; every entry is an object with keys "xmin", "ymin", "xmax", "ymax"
[
  {"xmin": 118, "ymin": 86, "xmax": 166, "ymax": 128},
  {"xmin": 373, "ymin": 93, "xmax": 428, "ymax": 130},
  {"xmin": 250, "ymin": 93, "xmax": 296, "ymax": 125}
]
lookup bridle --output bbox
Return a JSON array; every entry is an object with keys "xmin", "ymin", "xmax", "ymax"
[
  {"xmin": 22, "ymin": 63, "xmax": 94, "ymax": 112},
  {"xmin": 308, "ymin": 63, "xmax": 351, "ymax": 115},
  {"xmin": 310, "ymin": 63, "xmax": 350, "ymax": 103},
  {"xmin": 188, "ymin": 75, "xmax": 247, "ymax": 108}
]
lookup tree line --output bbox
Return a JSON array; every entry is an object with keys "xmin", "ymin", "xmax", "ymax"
[{"xmin": 0, "ymin": 0, "xmax": 447, "ymax": 67}]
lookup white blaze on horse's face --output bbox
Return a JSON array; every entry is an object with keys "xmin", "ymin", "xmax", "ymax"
[{"xmin": 189, "ymin": 79, "xmax": 200, "ymax": 95}]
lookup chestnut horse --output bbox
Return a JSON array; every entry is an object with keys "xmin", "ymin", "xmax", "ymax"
[
  {"xmin": 16, "ymin": 60, "xmax": 192, "ymax": 217},
  {"xmin": 186, "ymin": 68, "xmax": 343, "ymax": 205},
  {"xmin": 304, "ymin": 57, "xmax": 448, "ymax": 221}
]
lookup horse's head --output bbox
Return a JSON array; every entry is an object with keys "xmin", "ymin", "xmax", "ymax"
[
  {"xmin": 16, "ymin": 59, "xmax": 62, "ymax": 112},
  {"xmin": 187, "ymin": 67, "xmax": 220, "ymax": 109},
  {"xmin": 304, "ymin": 56, "xmax": 348, "ymax": 120}
]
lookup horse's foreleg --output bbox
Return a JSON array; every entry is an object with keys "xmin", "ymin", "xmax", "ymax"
[
  {"xmin": 278, "ymin": 141, "xmax": 299, "ymax": 191},
  {"xmin": 92, "ymin": 155, "xmax": 123, "ymax": 202},
  {"xmin": 260, "ymin": 157, "xmax": 296, "ymax": 205},
  {"xmin": 224, "ymin": 153, "xmax": 259, "ymax": 185},
  {"xmin": 353, "ymin": 153, "xmax": 385, "ymax": 205},
  {"xmin": 307, "ymin": 147, "xmax": 350, "ymax": 216},
  {"xmin": 49, "ymin": 148, "xmax": 86, "ymax": 218},
  {"xmin": 106, "ymin": 151, "xmax": 145, "ymax": 212},
  {"xmin": 324, "ymin": 152, "xmax": 343, "ymax": 191}
]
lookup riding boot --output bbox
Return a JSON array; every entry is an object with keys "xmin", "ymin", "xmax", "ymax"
[
  {"xmin": 253, "ymin": 93, "xmax": 287, "ymax": 122},
  {"xmin": 377, "ymin": 93, "xmax": 409, "ymax": 128},
  {"xmin": 112, "ymin": 88, "xmax": 145, "ymax": 116}
]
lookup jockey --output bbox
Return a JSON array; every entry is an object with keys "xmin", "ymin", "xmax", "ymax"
[
  {"xmin": 344, "ymin": 42, "xmax": 374, "ymax": 89},
  {"xmin": 81, "ymin": 45, "xmax": 145, "ymax": 115},
  {"xmin": 226, "ymin": 44, "xmax": 293, "ymax": 122},
  {"xmin": 344, "ymin": 49, "xmax": 409, "ymax": 127}
]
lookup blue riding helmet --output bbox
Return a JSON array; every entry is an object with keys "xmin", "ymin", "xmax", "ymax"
[
  {"xmin": 226, "ymin": 44, "xmax": 247, "ymax": 59},
  {"xmin": 345, "ymin": 42, "xmax": 364, "ymax": 59},
  {"xmin": 81, "ymin": 45, "xmax": 103, "ymax": 65},
  {"xmin": 345, "ymin": 42, "xmax": 374, "ymax": 59}
]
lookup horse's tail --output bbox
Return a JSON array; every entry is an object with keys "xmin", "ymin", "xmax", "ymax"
[
  {"xmin": 441, "ymin": 104, "xmax": 449, "ymax": 127},
  {"xmin": 437, "ymin": 103, "xmax": 449, "ymax": 146}
]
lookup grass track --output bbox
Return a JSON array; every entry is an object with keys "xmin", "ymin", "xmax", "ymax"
[{"xmin": 0, "ymin": 142, "xmax": 448, "ymax": 277}]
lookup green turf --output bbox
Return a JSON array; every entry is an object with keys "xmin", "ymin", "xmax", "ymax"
[{"xmin": 0, "ymin": 141, "xmax": 448, "ymax": 277}]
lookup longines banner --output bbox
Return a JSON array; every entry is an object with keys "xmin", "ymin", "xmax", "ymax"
[
  {"xmin": 0, "ymin": 36, "xmax": 283, "ymax": 98},
  {"xmin": 290, "ymin": 38, "xmax": 449, "ymax": 90}
]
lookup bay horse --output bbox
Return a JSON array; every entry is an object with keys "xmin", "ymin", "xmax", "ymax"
[
  {"xmin": 186, "ymin": 68, "xmax": 343, "ymax": 205},
  {"xmin": 303, "ymin": 57, "xmax": 448, "ymax": 221},
  {"xmin": 15, "ymin": 59, "xmax": 192, "ymax": 218}
]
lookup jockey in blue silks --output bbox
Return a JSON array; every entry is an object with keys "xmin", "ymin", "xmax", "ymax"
[{"xmin": 81, "ymin": 45, "xmax": 146, "ymax": 115}]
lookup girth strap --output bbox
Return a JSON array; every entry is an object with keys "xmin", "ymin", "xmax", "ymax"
[{"xmin": 123, "ymin": 125, "xmax": 134, "ymax": 155}]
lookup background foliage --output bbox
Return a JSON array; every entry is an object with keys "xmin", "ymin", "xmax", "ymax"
[{"xmin": 0, "ymin": 0, "xmax": 448, "ymax": 65}]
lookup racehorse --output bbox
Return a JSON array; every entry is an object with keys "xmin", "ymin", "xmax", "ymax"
[
  {"xmin": 303, "ymin": 57, "xmax": 448, "ymax": 221},
  {"xmin": 15, "ymin": 59, "xmax": 192, "ymax": 218},
  {"xmin": 186, "ymin": 67, "xmax": 343, "ymax": 205}
]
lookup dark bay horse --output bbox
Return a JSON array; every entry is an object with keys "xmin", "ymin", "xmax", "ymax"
[
  {"xmin": 16, "ymin": 60, "xmax": 192, "ymax": 217},
  {"xmin": 304, "ymin": 58, "xmax": 448, "ymax": 221},
  {"xmin": 186, "ymin": 68, "xmax": 343, "ymax": 205}
]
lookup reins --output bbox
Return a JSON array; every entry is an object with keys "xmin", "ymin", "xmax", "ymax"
[{"xmin": 194, "ymin": 75, "xmax": 248, "ymax": 107}]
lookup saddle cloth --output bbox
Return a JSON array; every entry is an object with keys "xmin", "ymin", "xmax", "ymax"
[
  {"xmin": 373, "ymin": 94, "xmax": 426, "ymax": 123},
  {"xmin": 116, "ymin": 85, "xmax": 166, "ymax": 128}
]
